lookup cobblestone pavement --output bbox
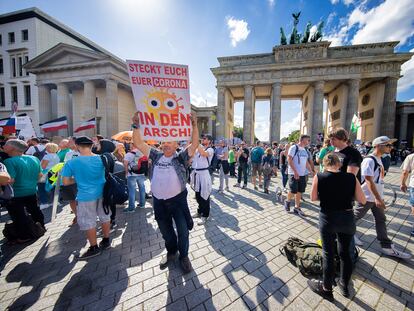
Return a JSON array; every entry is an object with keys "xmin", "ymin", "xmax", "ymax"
[{"xmin": 0, "ymin": 165, "xmax": 413, "ymax": 310}]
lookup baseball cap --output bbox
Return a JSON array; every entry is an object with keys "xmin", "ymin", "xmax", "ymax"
[
  {"xmin": 372, "ymin": 136, "xmax": 397, "ymax": 147},
  {"xmin": 75, "ymin": 136, "xmax": 94, "ymax": 145}
]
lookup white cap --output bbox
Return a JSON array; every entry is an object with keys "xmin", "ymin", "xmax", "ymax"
[{"xmin": 372, "ymin": 136, "xmax": 397, "ymax": 147}]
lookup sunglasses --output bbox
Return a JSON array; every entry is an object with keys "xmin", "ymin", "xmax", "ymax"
[{"xmin": 382, "ymin": 144, "xmax": 393, "ymax": 147}]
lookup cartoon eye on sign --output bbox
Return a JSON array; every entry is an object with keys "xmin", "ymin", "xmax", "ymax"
[
  {"xmin": 143, "ymin": 88, "xmax": 185, "ymax": 124},
  {"xmin": 150, "ymin": 99, "xmax": 161, "ymax": 109},
  {"xmin": 164, "ymin": 99, "xmax": 177, "ymax": 111}
]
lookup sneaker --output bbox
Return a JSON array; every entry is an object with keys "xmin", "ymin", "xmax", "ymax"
[
  {"xmin": 198, "ymin": 217, "xmax": 208, "ymax": 225},
  {"xmin": 284, "ymin": 201, "xmax": 290, "ymax": 212},
  {"xmin": 159, "ymin": 252, "xmax": 177, "ymax": 269},
  {"xmin": 283, "ymin": 188, "xmax": 288, "ymax": 193},
  {"xmin": 99, "ymin": 238, "xmax": 111, "ymax": 250},
  {"xmin": 225, "ymin": 187, "xmax": 229, "ymax": 191},
  {"xmin": 217, "ymin": 189, "xmax": 223, "ymax": 194},
  {"xmin": 145, "ymin": 193, "xmax": 152, "ymax": 199},
  {"xmin": 242, "ymin": 184, "xmax": 247, "ymax": 189},
  {"xmin": 123, "ymin": 208, "xmax": 135, "ymax": 213},
  {"xmin": 382, "ymin": 245, "xmax": 412, "ymax": 259},
  {"xmin": 411, "ymin": 230, "xmax": 414, "ymax": 236},
  {"xmin": 307, "ymin": 279, "xmax": 334, "ymax": 302},
  {"xmin": 354, "ymin": 235, "xmax": 364, "ymax": 246},
  {"xmin": 294, "ymin": 208, "xmax": 305, "ymax": 217},
  {"xmin": 110, "ymin": 220, "xmax": 117, "ymax": 230},
  {"xmin": 192, "ymin": 212, "xmax": 201, "ymax": 218},
  {"xmin": 39, "ymin": 204, "xmax": 50, "ymax": 210},
  {"xmin": 259, "ymin": 184, "xmax": 263, "ymax": 188},
  {"xmin": 254, "ymin": 186, "xmax": 258, "ymax": 190},
  {"xmin": 337, "ymin": 280, "xmax": 349, "ymax": 298},
  {"xmin": 264, "ymin": 189, "xmax": 269, "ymax": 194},
  {"xmin": 234, "ymin": 183, "xmax": 240, "ymax": 188},
  {"xmin": 180, "ymin": 256, "xmax": 193, "ymax": 274},
  {"xmin": 77, "ymin": 245, "xmax": 101, "ymax": 260}
]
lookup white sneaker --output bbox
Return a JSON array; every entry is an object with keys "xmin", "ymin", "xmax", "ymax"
[
  {"xmin": 382, "ymin": 245, "xmax": 411, "ymax": 259},
  {"xmin": 233, "ymin": 183, "xmax": 240, "ymax": 188},
  {"xmin": 354, "ymin": 235, "xmax": 364, "ymax": 246},
  {"xmin": 198, "ymin": 217, "xmax": 208, "ymax": 225},
  {"xmin": 39, "ymin": 204, "xmax": 50, "ymax": 210}
]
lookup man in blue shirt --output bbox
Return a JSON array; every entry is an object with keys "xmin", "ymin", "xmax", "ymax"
[{"xmin": 62, "ymin": 136, "xmax": 109, "ymax": 260}]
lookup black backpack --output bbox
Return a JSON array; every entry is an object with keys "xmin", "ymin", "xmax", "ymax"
[
  {"xmin": 33, "ymin": 146, "xmax": 47, "ymax": 161},
  {"xmin": 3, "ymin": 220, "xmax": 46, "ymax": 242},
  {"xmin": 128, "ymin": 151, "xmax": 149, "ymax": 175},
  {"xmin": 101, "ymin": 155, "xmax": 128, "ymax": 213}
]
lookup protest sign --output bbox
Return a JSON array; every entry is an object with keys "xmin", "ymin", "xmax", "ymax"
[{"xmin": 126, "ymin": 60, "xmax": 191, "ymax": 142}]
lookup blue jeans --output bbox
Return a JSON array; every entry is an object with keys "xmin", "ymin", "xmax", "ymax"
[
  {"xmin": 153, "ymin": 190, "xmax": 191, "ymax": 258},
  {"xmin": 281, "ymin": 164, "xmax": 288, "ymax": 188},
  {"xmin": 38, "ymin": 182, "xmax": 52, "ymax": 205},
  {"xmin": 127, "ymin": 175, "xmax": 146, "ymax": 209}
]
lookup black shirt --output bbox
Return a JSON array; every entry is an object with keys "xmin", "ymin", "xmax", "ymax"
[
  {"xmin": 317, "ymin": 171, "xmax": 356, "ymax": 213},
  {"xmin": 238, "ymin": 148, "xmax": 249, "ymax": 164},
  {"xmin": 335, "ymin": 146, "xmax": 362, "ymax": 182}
]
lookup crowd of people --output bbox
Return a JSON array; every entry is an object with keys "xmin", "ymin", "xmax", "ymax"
[{"xmin": 0, "ymin": 113, "xmax": 414, "ymax": 302}]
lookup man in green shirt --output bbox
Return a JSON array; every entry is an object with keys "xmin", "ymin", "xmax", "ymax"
[
  {"xmin": 57, "ymin": 139, "xmax": 71, "ymax": 162},
  {"xmin": 4, "ymin": 139, "xmax": 45, "ymax": 239},
  {"xmin": 317, "ymin": 139, "xmax": 335, "ymax": 171},
  {"xmin": 228, "ymin": 147, "xmax": 236, "ymax": 177}
]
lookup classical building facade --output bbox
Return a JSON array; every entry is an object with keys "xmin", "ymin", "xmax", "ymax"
[
  {"xmin": 396, "ymin": 101, "xmax": 414, "ymax": 147},
  {"xmin": 211, "ymin": 41, "xmax": 413, "ymax": 144}
]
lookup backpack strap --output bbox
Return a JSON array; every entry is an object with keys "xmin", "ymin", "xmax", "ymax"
[
  {"xmin": 362, "ymin": 155, "xmax": 381, "ymax": 184},
  {"xmin": 34, "ymin": 146, "xmax": 39, "ymax": 153}
]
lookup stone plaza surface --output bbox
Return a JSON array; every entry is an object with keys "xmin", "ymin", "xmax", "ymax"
[{"xmin": 0, "ymin": 166, "xmax": 413, "ymax": 310}]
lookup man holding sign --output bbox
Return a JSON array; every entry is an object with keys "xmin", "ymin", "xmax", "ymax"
[{"xmin": 131, "ymin": 111, "xmax": 199, "ymax": 273}]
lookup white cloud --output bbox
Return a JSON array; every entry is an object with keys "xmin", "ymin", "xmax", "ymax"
[
  {"xmin": 226, "ymin": 16, "xmax": 250, "ymax": 47},
  {"xmin": 351, "ymin": 0, "xmax": 414, "ymax": 45},
  {"xmin": 398, "ymin": 48, "xmax": 414, "ymax": 92},
  {"xmin": 254, "ymin": 115, "xmax": 269, "ymax": 141},
  {"xmin": 280, "ymin": 111, "xmax": 301, "ymax": 138},
  {"xmin": 343, "ymin": 0, "xmax": 354, "ymax": 6},
  {"xmin": 309, "ymin": 25, "xmax": 318, "ymax": 39},
  {"xmin": 330, "ymin": 0, "xmax": 339, "ymax": 4}
]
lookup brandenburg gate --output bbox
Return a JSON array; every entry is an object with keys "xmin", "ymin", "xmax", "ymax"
[{"xmin": 211, "ymin": 41, "xmax": 413, "ymax": 144}]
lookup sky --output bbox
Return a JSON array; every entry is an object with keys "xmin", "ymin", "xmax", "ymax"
[{"xmin": 1, "ymin": 0, "xmax": 414, "ymax": 140}]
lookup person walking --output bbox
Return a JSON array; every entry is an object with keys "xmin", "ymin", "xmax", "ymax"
[
  {"xmin": 191, "ymin": 135, "xmax": 214, "ymax": 225},
  {"xmin": 354, "ymin": 136, "xmax": 411, "ymax": 259},
  {"xmin": 284, "ymin": 135, "xmax": 313, "ymax": 216},
  {"xmin": 250, "ymin": 141, "xmax": 265, "ymax": 190},
  {"xmin": 124, "ymin": 144, "xmax": 147, "ymax": 212},
  {"xmin": 307, "ymin": 153, "xmax": 366, "ymax": 301},
  {"xmin": 262, "ymin": 148, "xmax": 277, "ymax": 194},
  {"xmin": 228, "ymin": 146, "xmax": 236, "ymax": 177},
  {"xmin": 61, "ymin": 136, "xmax": 110, "ymax": 260},
  {"xmin": 234, "ymin": 142, "xmax": 249, "ymax": 189},
  {"xmin": 401, "ymin": 151, "xmax": 414, "ymax": 235},
  {"xmin": 279, "ymin": 143, "xmax": 290, "ymax": 193},
  {"xmin": 132, "ymin": 112, "xmax": 199, "ymax": 273},
  {"xmin": 317, "ymin": 139, "xmax": 334, "ymax": 172},
  {"xmin": 217, "ymin": 140, "xmax": 230, "ymax": 193}
]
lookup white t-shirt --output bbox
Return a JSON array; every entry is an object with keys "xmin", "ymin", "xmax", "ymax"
[
  {"xmin": 42, "ymin": 153, "xmax": 60, "ymax": 171},
  {"xmin": 401, "ymin": 154, "xmax": 414, "ymax": 188},
  {"xmin": 124, "ymin": 149, "xmax": 145, "ymax": 177},
  {"xmin": 361, "ymin": 155, "xmax": 384, "ymax": 202},
  {"xmin": 26, "ymin": 144, "xmax": 45, "ymax": 156},
  {"xmin": 287, "ymin": 145, "xmax": 309, "ymax": 176},
  {"xmin": 192, "ymin": 147, "xmax": 214, "ymax": 170},
  {"xmin": 151, "ymin": 155, "xmax": 181, "ymax": 200},
  {"xmin": 64, "ymin": 150, "xmax": 80, "ymax": 162}
]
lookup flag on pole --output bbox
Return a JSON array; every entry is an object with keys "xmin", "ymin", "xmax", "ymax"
[
  {"xmin": 350, "ymin": 113, "xmax": 361, "ymax": 133},
  {"xmin": 0, "ymin": 117, "xmax": 10, "ymax": 127},
  {"xmin": 40, "ymin": 116, "xmax": 68, "ymax": 132},
  {"xmin": 74, "ymin": 118, "xmax": 96, "ymax": 133},
  {"xmin": 2, "ymin": 117, "xmax": 16, "ymax": 135}
]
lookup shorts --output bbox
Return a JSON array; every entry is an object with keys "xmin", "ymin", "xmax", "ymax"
[
  {"xmin": 77, "ymin": 198, "xmax": 111, "ymax": 231},
  {"xmin": 288, "ymin": 175, "xmax": 307, "ymax": 194},
  {"xmin": 251, "ymin": 163, "xmax": 262, "ymax": 177},
  {"xmin": 60, "ymin": 184, "xmax": 77, "ymax": 201},
  {"xmin": 409, "ymin": 187, "xmax": 414, "ymax": 206}
]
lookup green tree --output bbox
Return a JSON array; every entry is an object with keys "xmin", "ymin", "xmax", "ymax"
[
  {"xmin": 232, "ymin": 126, "xmax": 259, "ymax": 142},
  {"xmin": 288, "ymin": 130, "xmax": 300, "ymax": 143}
]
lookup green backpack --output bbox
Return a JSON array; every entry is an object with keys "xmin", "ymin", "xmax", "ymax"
[{"xmin": 280, "ymin": 237, "xmax": 324, "ymax": 276}]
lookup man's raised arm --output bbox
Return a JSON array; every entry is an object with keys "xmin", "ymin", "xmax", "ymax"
[
  {"xmin": 132, "ymin": 112, "xmax": 151, "ymax": 157},
  {"xmin": 186, "ymin": 113, "xmax": 199, "ymax": 157}
]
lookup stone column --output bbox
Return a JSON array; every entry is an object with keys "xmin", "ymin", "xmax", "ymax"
[
  {"xmin": 57, "ymin": 83, "xmax": 71, "ymax": 135},
  {"xmin": 345, "ymin": 79, "xmax": 360, "ymax": 134},
  {"xmin": 105, "ymin": 79, "xmax": 118, "ymax": 137},
  {"xmin": 381, "ymin": 77, "xmax": 398, "ymax": 138},
  {"xmin": 243, "ymin": 85, "xmax": 254, "ymax": 144},
  {"xmin": 399, "ymin": 112, "xmax": 408, "ymax": 141},
  {"xmin": 37, "ymin": 85, "xmax": 52, "ymax": 125},
  {"xmin": 312, "ymin": 81, "xmax": 325, "ymax": 143},
  {"xmin": 270, "ymin": 82, "xmax": 281, "ymax": 143},
  {"xmin": 216, "ymin": 86, "xmax": 226, "ymax": 139},
  {"xmin": 208, "ymin": 116, "xmax": 214, "ymax": 135},
  {"xmin": 82, "ymin": 80, "xmax": 96, "ymax": 136}
]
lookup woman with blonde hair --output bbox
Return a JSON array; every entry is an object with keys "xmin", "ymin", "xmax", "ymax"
[
  {"xmin": 308, "ymin": 152, "xmax": 366, "ymax": 301},
  {"xmin": 38, "ymin": 143, "xmax": 60, "ymax": 209}
]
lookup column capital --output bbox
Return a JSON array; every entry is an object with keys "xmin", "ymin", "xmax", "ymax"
[
  {"xmin": 313, "ymin": 81, "xmax": 325, "ymax": 90},
  {"xmin": 244, "ymin": 84, "xmax": 254, "ymax": 91},
  {"xmin": 347, "ymin": 79, "xmax": 360, "ymax": 87},
  {"xmin": 272, "ymin": 82, "xmax": 281, "ymax": 89},
  {"xmin": 217, "ymin": 85, "xmax": 226, "ymax": 94}
]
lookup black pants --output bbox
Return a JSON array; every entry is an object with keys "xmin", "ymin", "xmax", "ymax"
[
  {"xmin": 319, "ymin": 210, "xmax": 355, "ymax": 290},
  {"xmin": 110, "ymin": 204, "xmax": 116, "ymax": 222},
  {"xmin": 196, "ymin": 191, "xmax": 210, "ymax": 217},
  {"xmin": 6, "ymin": 194, "xmax": 45, "ymax": 239},
  {"xmin": 237, "ymin": 162, "xmax": 248, "ymax": 185},
  {"xmin": 229, "ymin": 163, "xmax": 236, "ymax": 176}
]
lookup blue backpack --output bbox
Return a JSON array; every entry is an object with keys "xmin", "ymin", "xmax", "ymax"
[{"xmin": 251, "ymin": 147, "xmax": 263, "ymax": 163}]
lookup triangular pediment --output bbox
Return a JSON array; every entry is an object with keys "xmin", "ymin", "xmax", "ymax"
[{"xmin": 25, "ymin": 43, "xmax": 109, "ymax": 70}]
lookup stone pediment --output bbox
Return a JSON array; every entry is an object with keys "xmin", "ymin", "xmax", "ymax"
[{"xmin": 25, "ymin": 43, "xmax": 109, "ymax": 71}]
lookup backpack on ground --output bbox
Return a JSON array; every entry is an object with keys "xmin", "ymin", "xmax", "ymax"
[
  {"xmin": 280, "ymin": 237, "xmax": 323, "ymax": 276},
  {"xmin": 101, "ymin": 155, "xmax": 128, "ymax": 214},
  {"xmin": 129, "ymin": 151, "xmax": 149, "ymax": 175},
  {"xmin": 33, "ymin": 146, "xmax": 47, "ymax": 161},
  {"xmin": 3, "ymin": 219, "xmax": 46, "ymax": 242}
]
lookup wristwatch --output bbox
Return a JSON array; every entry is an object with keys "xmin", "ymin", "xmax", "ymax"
[{"xmin": 131, "ymin": 123, "xmax": 140, "ymax": 130}]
